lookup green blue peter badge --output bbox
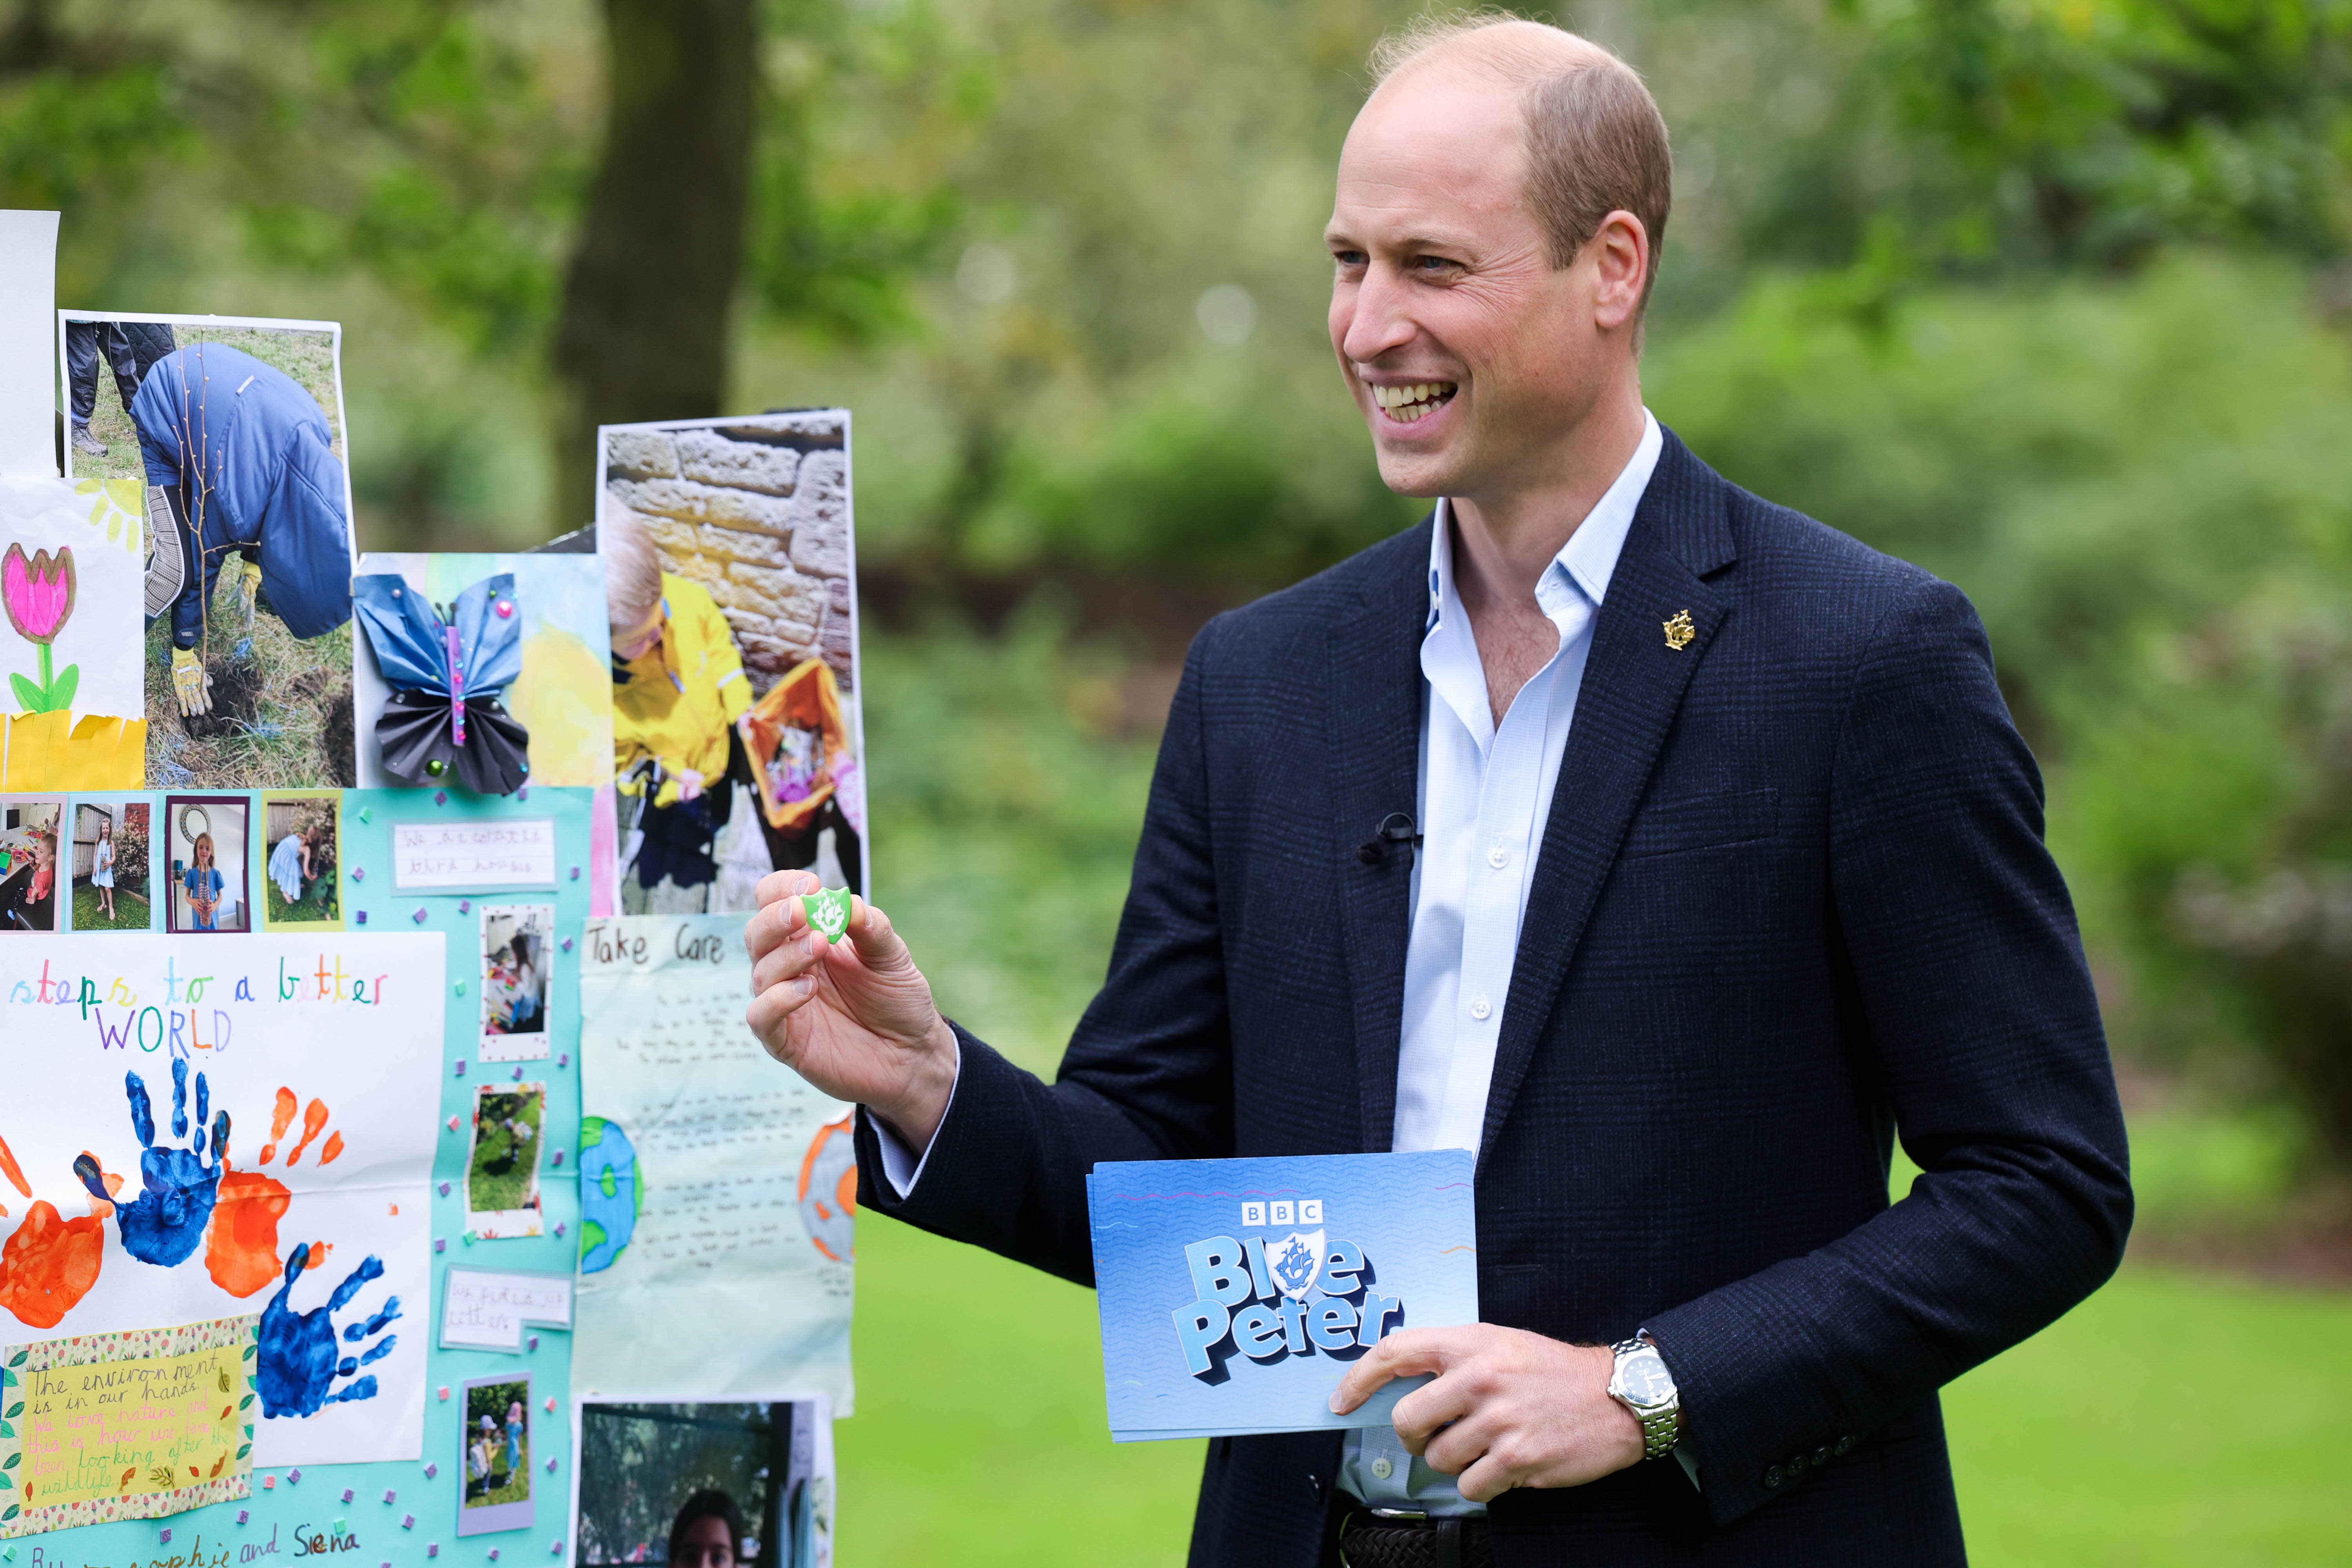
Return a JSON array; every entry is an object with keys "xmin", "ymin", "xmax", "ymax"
[{"xmin": 802, "ymin": 886, "xmax": 852, "ymax": 944}]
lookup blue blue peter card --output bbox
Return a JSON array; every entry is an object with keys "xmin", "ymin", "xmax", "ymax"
[{"xmin": 1087, "ymin": 1149, "xmax": 1478, "ymax": 1441}]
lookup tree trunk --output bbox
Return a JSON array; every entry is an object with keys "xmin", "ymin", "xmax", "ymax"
[{"xmin": 552, "ymin": 0, "xmax": 758, "ymax": 535}]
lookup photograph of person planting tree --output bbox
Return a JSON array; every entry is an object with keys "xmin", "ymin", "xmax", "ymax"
[{"xmin": 61, "ymin": 316, "xmax": 359, "ymax": 789}]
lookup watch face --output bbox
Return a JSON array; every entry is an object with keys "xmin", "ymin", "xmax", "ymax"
[{"xmin": 1620, "ymin": 1349, "xmax": 1673, "ymax": 1405}]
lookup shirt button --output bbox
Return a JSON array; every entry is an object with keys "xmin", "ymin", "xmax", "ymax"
[
  {"xmin": 1486, "ymin": 845, "xmax": 1508, "ymax": 869},
  {"xmin": 1370, "ymin": 1457, "xmax": 1394, "ymax": 1481},
  {"xmin": 1469, "ymin": 996, "xmax": 1492, "ymax": 1020}
]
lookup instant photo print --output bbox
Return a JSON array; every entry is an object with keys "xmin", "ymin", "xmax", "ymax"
[
  {"xmin": 479, "ymin": 902, "xmax": 554, "ymax": 1059},
  {"xmin": 466, "ymin": 1080, "xmax": 548, "ymax": 1239}
]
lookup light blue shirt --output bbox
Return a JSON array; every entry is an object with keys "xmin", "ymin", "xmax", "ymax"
[
  {"xmin": 1339, "ymin": 410, "xmax": 1663, "ymax": 1516},
  {"xmin": 880, "ymin": 412, "xmax": 1679, "ymax": 1512}
]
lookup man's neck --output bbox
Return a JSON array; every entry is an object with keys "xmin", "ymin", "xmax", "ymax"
[{"xmin": 1448, "ymin": 387, "xmax": 1646, "ymax": 615}]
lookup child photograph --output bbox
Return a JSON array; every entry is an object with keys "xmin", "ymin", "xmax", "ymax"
[
  {"xmin": 58, "ymin": 314, "xmax": 359, "ymax": 790},
  {"xmin": 0, "ymin": 797, "xmax": 66, "ymax": 931},
  {"xmin": 71, "ymin": 796, "xmax": 152, "ymax": 930},
  {"xmin": 459, "ymin": 1374, "xmax": 534, "ymax": 1535},
  {"xmin": 164, "ymin": 793, "xmax": 248, "ymax": 933},
  {"xmin": 479, "ymin": 903, "xmax": 553, "ymax": 1059},
  {"xmin": 575, "ymin": 1399, "xmax": 834, "ymax": 1568},
  {"xmin": 466, "ymin": 1083, "xmax": 546, "ymax": 1239},
  {"xmin": 598, "ymin": 411, "xmax": 864, "ymax": 915},
  {"xmin": 262, "ymin": 792, "xmax": 341, "ymax": 929}
]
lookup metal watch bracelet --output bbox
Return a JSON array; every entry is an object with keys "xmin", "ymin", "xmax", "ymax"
[{"xmin": 1610, "ymin": 1335, "xmax": 1682, "ymax": 1461}]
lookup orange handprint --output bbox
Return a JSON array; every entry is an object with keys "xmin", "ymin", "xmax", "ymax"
[
  {"xmin": 207, "ymin": 1088, "xmax": 339, "ymax": 1298},
  {"xmin": 0, "ymin": 1130, "xmax": 109, "ymax": 1330}
]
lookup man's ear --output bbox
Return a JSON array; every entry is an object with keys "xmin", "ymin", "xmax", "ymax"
[{"xmin": 1588, "ymin": 211, "xmax": 1649, "ymax": 333}]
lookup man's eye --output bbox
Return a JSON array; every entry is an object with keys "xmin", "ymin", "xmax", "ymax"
[
  {"xmin": 1410, "ymin": 255, "xmax": 1458, "ymax": 272},
  {"xmin": 1332, "ymin": 250, "xmax": 1366, "ymax": 269}
]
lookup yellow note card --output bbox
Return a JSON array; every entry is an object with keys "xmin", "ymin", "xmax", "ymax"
[{"xmin": 2, "ymin": 1314, "xmax": 258, "ymax": 1536}]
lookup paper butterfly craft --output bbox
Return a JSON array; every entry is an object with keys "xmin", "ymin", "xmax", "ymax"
[{"xmin": 353, "ymin": 572, "xmax": 530, "ymax": 795}]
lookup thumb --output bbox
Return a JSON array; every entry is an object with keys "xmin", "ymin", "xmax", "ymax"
[{"xmin": 843, "ymin": 897, "xmax": 915, "ymax": 974}]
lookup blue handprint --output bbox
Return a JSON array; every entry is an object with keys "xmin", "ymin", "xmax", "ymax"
[
  {"xmin": 257, "ymin": 1242, "xmax": 400, "ymax": 1418},
  {"xmin": 74, "ymin": 1059, "xmax": 230, "ymax": 1267}
]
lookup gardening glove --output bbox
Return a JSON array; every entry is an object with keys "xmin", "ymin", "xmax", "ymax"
[
  {"xmin": 237, "ymin": 559, "xmax": 263, "ymax": 631},
  {"xmin": 170, "ymin": 648, "xmax": 212, "ymax": 717}
]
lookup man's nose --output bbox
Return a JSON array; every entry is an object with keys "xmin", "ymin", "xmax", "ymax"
[{"xmin": 1339, "ymin": 264, "xmax": 1419, "ymax": 366}]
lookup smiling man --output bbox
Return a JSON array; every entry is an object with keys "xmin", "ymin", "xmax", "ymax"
[{"xmin": 745, "ymin": 15, "xmax": 2131, "ymax": 1566}]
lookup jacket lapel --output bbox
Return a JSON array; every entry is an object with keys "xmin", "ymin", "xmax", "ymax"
[
  {"xmin": 1476, "ymin": 434, "xmax": 1737, "ymax": 1164},
  {"xmin": 1328, "ymin": 520, "xmax": 1434, "ymax": 1154}
]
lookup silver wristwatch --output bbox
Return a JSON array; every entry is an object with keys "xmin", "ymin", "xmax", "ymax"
[{"xmin": 1607, "ymin": 1333, "xmax": 1681, "ymax": 1461}]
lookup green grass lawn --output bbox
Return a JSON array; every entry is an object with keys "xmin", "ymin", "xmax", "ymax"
[
  {"xmin": 467, "ymin": 1093, "xmax": 545, "ymax": 1216},
  {"xmin": 839, "ymin": 1219, "xmax": 2352, "ymax": 1568},
  {"xmin": 263, "ymin": 864, "xmax": 339, "ymax": 926},
  {"xmin": 71, "ymin": 878, "xmax": 151, "ymax": 931}
]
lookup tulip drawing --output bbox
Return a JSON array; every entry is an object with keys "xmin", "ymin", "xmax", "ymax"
[{"xmin": 4, "ymin": 543, "xmax": 80, "ymax": 714}]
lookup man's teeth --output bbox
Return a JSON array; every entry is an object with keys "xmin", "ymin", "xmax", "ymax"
[{"xmin": 1371, "ymin": 381, "xmax": 1457, "ymax": 421}]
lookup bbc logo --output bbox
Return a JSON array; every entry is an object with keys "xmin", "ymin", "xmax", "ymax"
[{"xmin": 1241, "ymin": 1200, "xmax": 1323, "ymax": 1227}]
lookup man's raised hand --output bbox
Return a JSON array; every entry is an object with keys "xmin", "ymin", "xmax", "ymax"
[{"xmin": 745, "ymin": 870, "xmax": 958, "ymax": 1151}]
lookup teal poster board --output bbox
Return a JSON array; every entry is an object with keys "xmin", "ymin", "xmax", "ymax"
[{"xmin": 10, "ymin": 786, "xmax": 591, "ymax": 1568}]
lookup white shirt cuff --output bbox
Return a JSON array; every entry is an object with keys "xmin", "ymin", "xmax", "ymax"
[{"xmin": 870, "ymin": 1037, "xmax": 961, "ymax": 1198}]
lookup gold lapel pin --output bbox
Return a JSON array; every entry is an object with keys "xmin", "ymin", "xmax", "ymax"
[{"xmin": 1663, "ymin": 609, "xmax": 1696, "ymax": 651}]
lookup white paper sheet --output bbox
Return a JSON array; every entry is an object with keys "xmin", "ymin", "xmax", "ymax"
[
  {"xmin": 393, "ymin": 819, "xmax": 557, "ymax": 889},
  {"xmin": 0, "ymin": 933, "xmax": 444, "ymax": 1466},
  {"xmin": 0, "ymin": 212, "xmax": 58, "ymax": 478},
  {"xmin": 438, "ymin": 1266, "xmax": 573, "ymax": 1351},
  {"xmin": 574, "ymin": 914, "xmax": 854, "ymax": 1410},
  {"xmin": 0, "ymin": 474, "xmax": 144, "ymax": 724}
]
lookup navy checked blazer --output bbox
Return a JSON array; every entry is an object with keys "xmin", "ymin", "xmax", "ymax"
[{"xmin": 854, "ymin": 429, "xmax": 2133, "ymax": 1566}]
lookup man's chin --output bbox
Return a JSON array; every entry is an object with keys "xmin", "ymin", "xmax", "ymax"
[{"xmin": 1371, "ymin": 443, "xmax": 1461, "ymax": 501}]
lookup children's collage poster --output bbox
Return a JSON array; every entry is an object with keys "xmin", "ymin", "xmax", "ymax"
[{"xmin": 0, "ymin": 211, "xmax": 847, "ymax": 1568}]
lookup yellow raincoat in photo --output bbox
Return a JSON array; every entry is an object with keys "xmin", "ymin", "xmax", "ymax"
[{"xmin": 612, "ymin": 572, "xmax": 752, "ymax": 808}]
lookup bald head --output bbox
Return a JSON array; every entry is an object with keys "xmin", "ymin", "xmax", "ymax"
[{"xmin": 1367, "ymin": 16, "xmax": 1671, "ymax": 292}]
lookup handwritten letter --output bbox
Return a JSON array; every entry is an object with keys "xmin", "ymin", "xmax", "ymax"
[
  {"xmin": 392, "ymin": 820, "xmax": 557, "ymax": 889},
  {"xmin": 575, "ymin": 915, "xmax": 853, "ymax": 1409}
]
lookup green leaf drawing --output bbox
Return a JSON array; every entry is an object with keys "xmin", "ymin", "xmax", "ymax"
[
  {"xmin": 2, "ymin": 1450, "xmax": 16, "ymax": 1469},
  {"xmin": 8, "ymin": 673, "xmax": 41, "ymax": 712},
  {"xmin": 49, "ymin": 664, "xmax": 76, "ymax": 712},
  {"xmin": 0, "ymin": 1419, "xmax": 12, "ymax": 1438},
  {"xmin": 238, "ymin": 1392, "xmax": 253, "ymax": 1409},
  {"xmin": 235, "ymin": 1443, "xmax": 251, "ymax": 1460},
  {"xmin": 3, "ymin": 1403, "xmax": 20, "ymax": 1419},
  {"xmin": 7, "ymin": 1349, "xmax": 25, "ymax": 1366},
  {"xmin": 4, "ymin": 1501, "xmax": 20, "ymax": 1521}
]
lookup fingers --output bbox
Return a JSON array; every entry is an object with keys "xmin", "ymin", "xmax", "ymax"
[
  {"xmin": 844, "ymin": 897, "xmax": 909, "ymax": 967},
  {"xmin": 743, "ymin": 883, "xmax": 813, "ymax": 964},
  {"xmin": 1451, "ymin": 1448, "xmax": 1519, "ymax": 1504},
  {"xmin": 753, "ymin": 868, "xmax": 822, "ymax": 911},
  {"xmin": 326, "ymin": 1252, "xmax": 387, "ymax": 1312},
  {"xmin": 749, "ymin": 926, "xmax": 821, "ymax": 998},
  {"xmin": 125, "ymin": 1069, "xmax": 156, "ymax": 1149},
  {"xmin": 746, "ymin": 980, "xmax": 818, "ymax": 1060},
  {"xmin": 71, "ymin": 1152, "xmax": 109, "ymax": 1205},
  {"xmin": 1330, "ymin": 1327, "xmax": 1459, "ymax": 1414},
  {"xmin": 1389, "ymin": 1364, "xmax": 1485, "ymax": 1456}
]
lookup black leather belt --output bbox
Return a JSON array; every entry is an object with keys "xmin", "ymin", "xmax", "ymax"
[{"xmin": 1337, "ymin": 1510, "xmax": 1494, "ymax": 1568}]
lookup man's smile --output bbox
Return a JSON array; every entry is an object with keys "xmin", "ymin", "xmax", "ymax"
[{"xmin": 1368, "ymin": 379, "xmax": 1459, "ymax": 424}]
